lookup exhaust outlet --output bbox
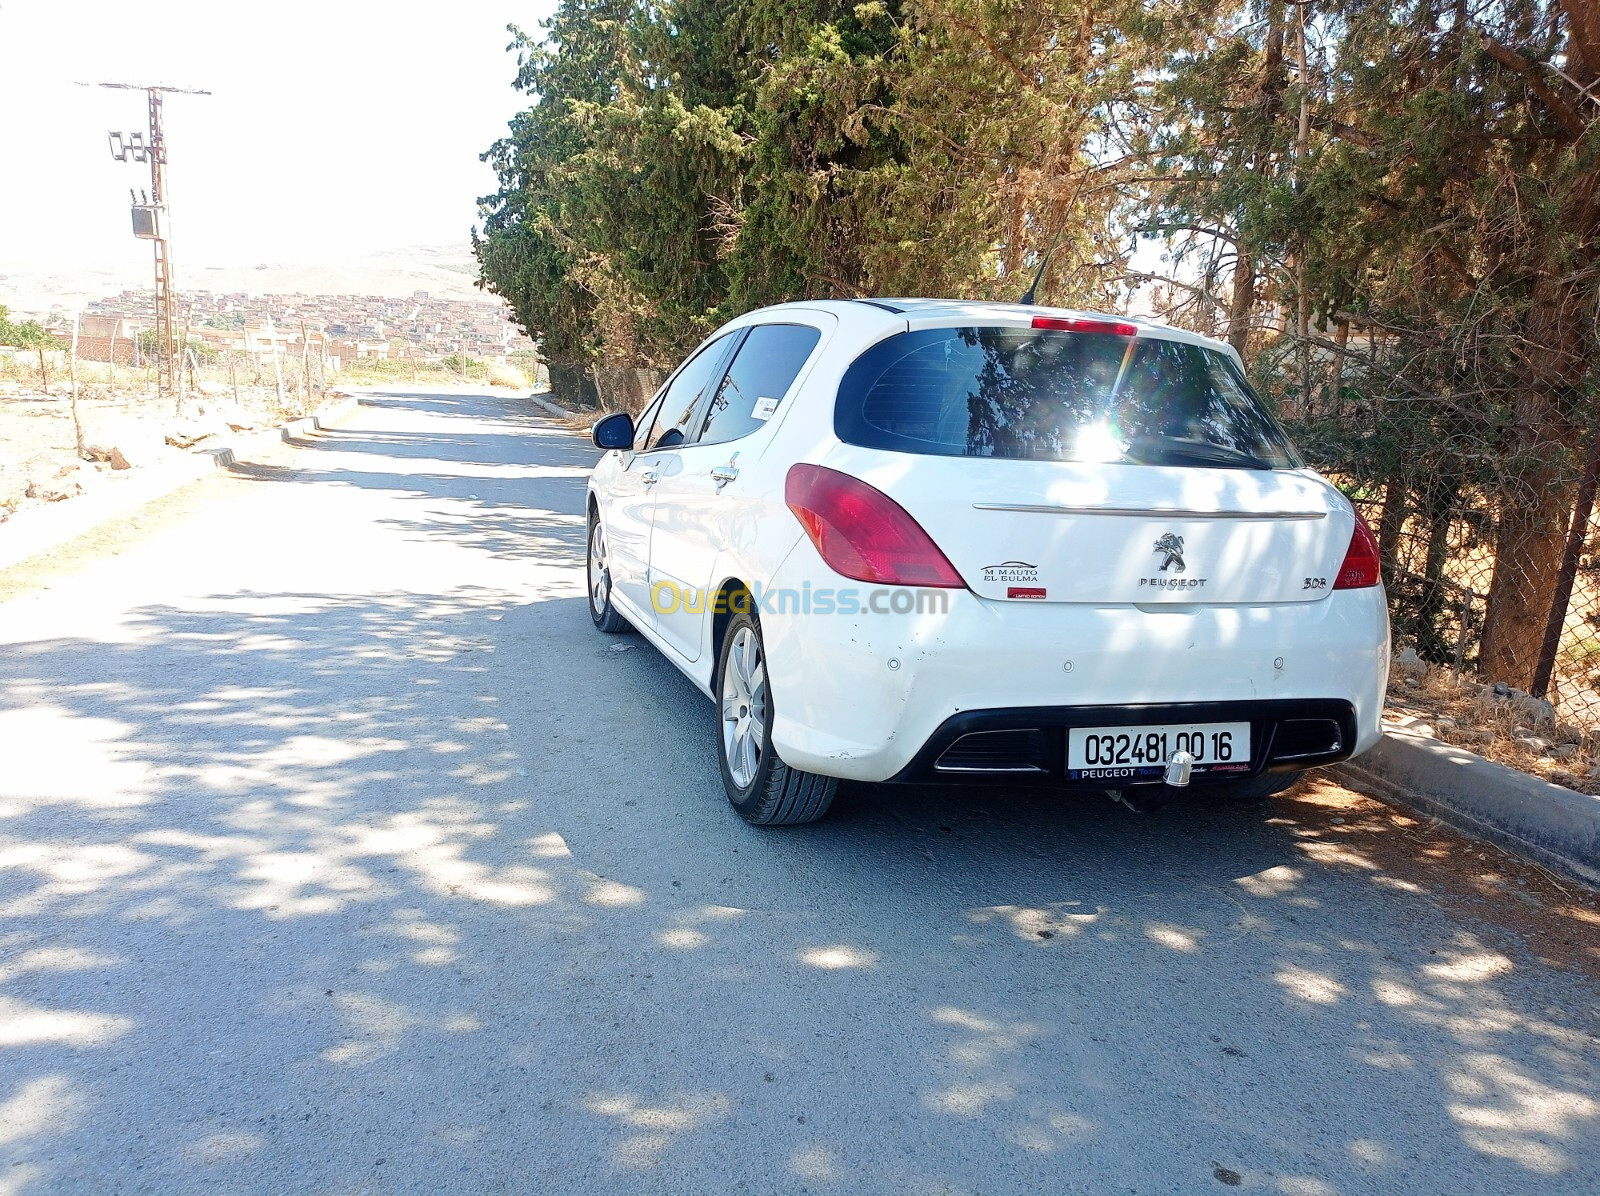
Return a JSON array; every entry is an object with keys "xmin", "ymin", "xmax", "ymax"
[
  {"xmin": 1107, "ymin": 786, "xmax": 1172, "ymax": 813},
  {"xmin": 1163, "ymin": 751, "xmax": 1195, "ymax": 787}
]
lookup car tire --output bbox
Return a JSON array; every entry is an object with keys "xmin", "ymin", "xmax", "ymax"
[
  {"xmin": 716, "ymin": 610, "xmax": 837, "ymax": 825},
  {"xmin": 1204, "ymin": 771, "xmax": 1299, "ymax": 803},
  {"xmin": 587, "ymin": 513, "xmax": 629, "ymax": 633}
]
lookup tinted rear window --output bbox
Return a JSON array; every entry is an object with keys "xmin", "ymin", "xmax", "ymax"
[{"xmin": 834, "ymin": 327, "xmax": 1302, "ymax": 469}]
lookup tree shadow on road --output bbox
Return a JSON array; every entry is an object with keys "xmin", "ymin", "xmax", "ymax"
[
  {"xmin": 1, "ymin": 388, "xmax": 1596, "ymax": 1192},
  {"xmin": 1, "ymin": 585, "xmax": 1595, "ymax": 1192}
]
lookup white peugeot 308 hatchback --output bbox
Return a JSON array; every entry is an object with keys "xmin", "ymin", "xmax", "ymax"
[{"xmin": 585, "ymin": 299, "xmax": 1389, "ymax": 824}]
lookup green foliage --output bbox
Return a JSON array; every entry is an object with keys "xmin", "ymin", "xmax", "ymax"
[
  {"xmin": 473, "ymin": 0, "xmax": 1150, "ymax": 370},
  {"xmin": 472, "ymin": 0, "xmax": 1600, "ymax": 682},
  {"xmin": 0, "ymin": 305, "xmax": 62, "ymax": 351}
]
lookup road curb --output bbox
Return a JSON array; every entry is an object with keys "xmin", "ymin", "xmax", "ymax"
[
  {"xmin": 0, "ymin": 394, "xmax": 360, "ymax": 574},
  {"xmin": 526, "ymin": 391, "xmax": 575, "ymax": 420},
  {"xmin": 1333, "ymin": 719, "xmax": 1600, "ymax": 887},
  {"xmin": 203, "ymin": 394, "xmax": 360, "ymax": 468}
]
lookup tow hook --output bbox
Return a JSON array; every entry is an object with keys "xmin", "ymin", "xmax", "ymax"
[{"xmin": 1163, "ymin": 751, "xmax": 1195, "ymax": 787}]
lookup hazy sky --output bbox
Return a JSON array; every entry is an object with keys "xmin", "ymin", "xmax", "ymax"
[{"xmin": 0, "ymin": 0, "xmax": 558, "ymax": 269}]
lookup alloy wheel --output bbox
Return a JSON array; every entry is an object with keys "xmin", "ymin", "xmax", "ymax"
[
  {"xmin": 720, "ymin": 624, "xmax": 767, "ymax": 788},
  {"xmin": 588, "ymin": 520, "xmax": 610, "ymax": 613}
]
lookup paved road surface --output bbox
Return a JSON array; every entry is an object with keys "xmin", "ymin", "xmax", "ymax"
[{"xmin": 1, "ymin": 389, "xmax": 1597, "ymax": 1194}]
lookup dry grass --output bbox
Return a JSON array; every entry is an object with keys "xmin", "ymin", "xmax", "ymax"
[{"xmin": 1387, "ymin": 660, "xmax": 1600, "ymax": 794}]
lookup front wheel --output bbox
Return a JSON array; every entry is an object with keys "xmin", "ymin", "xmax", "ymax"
[
  {"xmin": 587, "ymin": 514, "xmax": 628, "ymax": 633},
  {"xmin": 716, "ymin": 611, "xmax": 837, "ymax": 825}
]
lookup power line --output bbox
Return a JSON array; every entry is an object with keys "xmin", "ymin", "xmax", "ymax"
[{"xmin": 81, "ymin": 81, "xmax": 211, "ymax": 400}]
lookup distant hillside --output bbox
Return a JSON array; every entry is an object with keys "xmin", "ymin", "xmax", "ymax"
[{"xmin": 0, "ymin": 245, "xmax": 489, "ymax": 319}]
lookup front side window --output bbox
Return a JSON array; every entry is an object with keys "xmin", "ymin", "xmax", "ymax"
[
  {"xmin": 834, "ymin": 327, "xmax": 1301, "ymax": 469},
  {"xmin": 644, "ymin": 333, "xmax": 737, "ymax": 450},
  {"xmin": 632, "ymin": 392, "xmax": 667, "ymax": 452},
  {"xmin": 698, "ymin": 324, "xmax": 822, "ymax": 446}
]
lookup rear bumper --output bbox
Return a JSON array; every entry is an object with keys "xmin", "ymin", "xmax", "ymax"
[
  {"xmin": 760, "ymin": 539, "xmax": 1389, "ymax": 784},
  {"xmin": 885, "ymin": 698, "xmax": 1357, "ymax": 786}
]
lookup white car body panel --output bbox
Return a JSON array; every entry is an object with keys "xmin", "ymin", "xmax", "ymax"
[
  {"xmin": 759, "ymin": 533, "xmax": 1389, "ymax": 781},
  {"xmin": 822, "ymin": 447, "xmax": 1355, "ymax": 605},
  {"xmin": 586, "ymin": 298, "xmax": 1391, "ymax": 788}
]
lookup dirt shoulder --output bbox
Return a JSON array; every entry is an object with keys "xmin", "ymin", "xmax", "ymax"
[{"xmin": 0, "ymin": 374, "xmax": 341, "ymax": 524}]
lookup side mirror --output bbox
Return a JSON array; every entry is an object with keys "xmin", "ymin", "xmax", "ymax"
[{"xmin": 592, "ymin": 412, "xmax": 634, "ymax": 450}]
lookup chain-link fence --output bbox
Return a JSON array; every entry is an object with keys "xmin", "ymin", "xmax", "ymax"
[{"xmin": 1272, "ymin": 330, "xmax": 1600, "ymax": 723}]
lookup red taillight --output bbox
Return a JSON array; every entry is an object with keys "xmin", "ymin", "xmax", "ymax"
[
  {"xmin": 1031, "ymin": 315, "xmax": 1138, "ymax": 337},
  {"xmin": 1333, "ymin": 514, "xmax": 1382, "ymax": 589},
  {"xmin": 785, "ymin": 464, "xmax": 966, "ymax": 588}
]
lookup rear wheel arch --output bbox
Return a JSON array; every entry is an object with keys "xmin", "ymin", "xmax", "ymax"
[
  {"xmin": 710, "ymin": 577, "xmax": 753, "ymax": 676},
  {"xmin": 714, "ymin": 607, "xmax": 837, "ymax": 825}
]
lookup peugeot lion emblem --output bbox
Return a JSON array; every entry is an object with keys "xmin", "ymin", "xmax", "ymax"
[{"xmin": 1153, "ymin": 533, "xmax": 1186, "ymax": 574}]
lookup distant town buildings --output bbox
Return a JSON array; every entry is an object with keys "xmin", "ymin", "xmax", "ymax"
[{"xmin": 67, "ymin": 289, "xmax": 536, "ymax": 367}]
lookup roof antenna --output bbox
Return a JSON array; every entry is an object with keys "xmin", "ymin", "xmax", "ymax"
[{"xmin": 1018, "ymin": 250, "xmax": 1051, "ymax": 306}]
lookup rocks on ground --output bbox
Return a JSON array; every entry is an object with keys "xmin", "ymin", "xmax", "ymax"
[{"xmin": 1388, "ymin": 650, "xmax": 1600, "ymax": 795}]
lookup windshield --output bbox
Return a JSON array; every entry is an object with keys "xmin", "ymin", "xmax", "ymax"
[{"xmin": 834, "ymin": 327, "xmax": 1302, "ymax": 469}]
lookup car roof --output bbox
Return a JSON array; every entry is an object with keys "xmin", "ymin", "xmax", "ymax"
[{"xmin": 738, "ymin": 298, "xmax": 1229, "ymax": 354}]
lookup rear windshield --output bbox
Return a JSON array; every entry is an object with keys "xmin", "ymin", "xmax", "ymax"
[{"xmin": 834, "ymin": 327, "xmax": 1302, "ymax": 469}]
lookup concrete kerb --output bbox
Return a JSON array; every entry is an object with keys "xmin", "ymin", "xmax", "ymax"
[
  {"xmin": 1333, "ymin": 717, "xmax": 1600, "ymax": 888},
  {"xmin": 202, "ymin": 393, "xmax": 360, "ymax": 469},
  {"xmin": 0, "ymin": 394, "xmax": 360, "ymax": 574},
  {"xmin": 526, "ymin": 392, "xmax": 575, "ymax": 420}
]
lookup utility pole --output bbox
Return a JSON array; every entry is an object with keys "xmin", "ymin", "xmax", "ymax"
[{"xmin": 92, "ymin": 81, "xmax": 211, "ymax": 400}]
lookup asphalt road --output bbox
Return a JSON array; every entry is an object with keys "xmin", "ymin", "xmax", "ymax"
[{"xmin": 2, "ymin": 388, "xmax": 1597, "ymax": 1195}]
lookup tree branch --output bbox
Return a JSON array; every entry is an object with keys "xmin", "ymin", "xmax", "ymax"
[
  {"xmin": 1140, "ymin": 222, "xmax": 1240, "ymax": 245},
  {"xmin": 1479, "ymin": 33, "xmax": 1591, "ymax": 141}
]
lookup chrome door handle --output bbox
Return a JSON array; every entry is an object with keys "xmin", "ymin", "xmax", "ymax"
[
  {"xmin": 642, "ymin": 469, "xmax": 659, "ymax": 486},
  {"xmin": 710, "ymin": 464, "xmax": 739, "ymax": 484}
]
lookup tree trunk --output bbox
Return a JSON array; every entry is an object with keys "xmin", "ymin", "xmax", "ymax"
[
  {"xmin": 1478, "ymin": 279, "xmax": 1584, "ymax": 685},
  {"xmin": 1473, "ymin": 3, "xmax": 1600, "ymax": 686},
  {"xmin": 1328, "ymin": 317, "xmax": 1349, "ymax": 410},
  {"xmin": 1377, "ymin": 466, "xmax": 1409, "ymax": 580},
  {"xmin": 1227, "ymin": 243, "xmax": 1256, "ymax": 357},
  {"xmin": 1415, "ymin": 470, "xmax": 1460, "ymax": 663},
  {"xmin": 1479, "ymin": 462, "xmax": 1572, "ymax": 685}
]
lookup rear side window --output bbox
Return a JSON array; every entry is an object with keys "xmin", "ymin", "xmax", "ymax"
[
  {"xmin": 697, "ymin": 324, "xmax": 821, "ymax": 446},
  {"xmin": 834, "ymin": 327, "xmax": 1301, "ymax": 469}
]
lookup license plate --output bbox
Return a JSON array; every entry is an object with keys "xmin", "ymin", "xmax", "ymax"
[{"xmin": 1066, "ymin": 722, "xmax": 1251, "ymax": 782}]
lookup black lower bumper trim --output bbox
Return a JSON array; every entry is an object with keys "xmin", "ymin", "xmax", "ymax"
[{"xmin": 887, "ymin": 699, "xmax": 1358, "ymax": 786}]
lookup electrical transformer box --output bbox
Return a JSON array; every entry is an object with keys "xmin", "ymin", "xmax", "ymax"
[{"xmin": 131, "ymin": 204, "xmax": 163, "ymax": 240}]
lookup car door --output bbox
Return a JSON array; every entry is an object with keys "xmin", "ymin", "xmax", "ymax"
[
  {"xmin": 647, "ymin": 320, "xmax": 829, "ymax": 662},
  {"xmin": 600, "ymin": 333, "xmax": 740, "ymax": 621},
  {"xmin": 597, "ymin": 389, "xmax": 666, "ymax": 618}
]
